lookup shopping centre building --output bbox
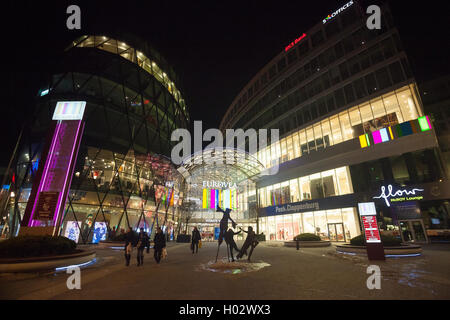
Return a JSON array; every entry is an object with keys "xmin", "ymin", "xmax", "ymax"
[
  {"xmin": 1, "ymin": 34, "xmax": 189, "ymax": 243},
  {"xmin": 220, "ymin": 1, "xmax": 450, "ymax": 242}
]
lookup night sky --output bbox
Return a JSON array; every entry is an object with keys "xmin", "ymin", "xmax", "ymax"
[{"xmin": 1, "ymin": 0, "xmax": 449, "ymax": 166}]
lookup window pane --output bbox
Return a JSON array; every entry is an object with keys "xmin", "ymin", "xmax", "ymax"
[
  {"xmin": 300, "ymin": 176, "xmax": 311, "ymax": 200},
  {"xmin": 290, "ymin": 179, "xmax": 300, "ymax": 203},
  {"xmin": 396, "ymin": 88, "xmax": 419, "ymax": 121},
  {"xmin": 314, "ymin": 124, "xmax": 324, "ymax": 150},
  {"xmin": 335, "ymin": 167, "xmax": 352, "ymax": 194},
  {"xmin": 299, "ymin": 130, "xmax": 308, "ymax": 155},
  {"xmin": 306, "ymin": 127, "xmax": 315, "ymax": 152},
  {"xmin": 292, "ymin": 132, "xmax": 301, "ymax": 158},
  {"xmin": 330, "ymin": 116, "xmax": 343, "ymax": 144},
  {"xmin": 383, "ymin": 93, "xmax": 404, "ymax": 123},
  {"xmin": 339, "ymin": 111, "xmax": 353, "ymax": 140},
  {"xmin": 321, "ymin": 120, "xmax": 333, "ymax": 146}
]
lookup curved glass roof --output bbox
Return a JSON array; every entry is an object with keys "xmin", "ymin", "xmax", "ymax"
[
  {"xmin": 178, "ymin": 147, "xmax": 266, "ymax": 187},
  {"xmin": 67, "ymin": 35, "xmax": 188, "ymax": 120}
]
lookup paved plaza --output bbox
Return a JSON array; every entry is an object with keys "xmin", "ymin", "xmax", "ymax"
[{"xmin": 0, "ymin": 241, "xmax": 449, "ymax": 300}]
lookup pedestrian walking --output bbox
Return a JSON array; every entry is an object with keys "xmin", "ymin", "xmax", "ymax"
[
  {"xmin": 191, "ymin": 226, "xmax": 201, "ymax": 254},
  {"xmin": 136, "ymin": 227, "xmax": 150, "ymax": 266},
  {"xmin": 153, "ymin": 227, "xmax": 166, "ymax": 264},
  {"xmin": 124, "ymin": 227, "xmax": 134, "ymax": 266}
]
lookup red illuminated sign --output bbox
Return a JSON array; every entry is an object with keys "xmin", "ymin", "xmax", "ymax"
[
  {"xmin": 361, "ymin": 215, "xmax": 381, "ymax": 243},
  {"xmin": 285, "ymin": 33, "xmax": 307, "ymax": 52}
]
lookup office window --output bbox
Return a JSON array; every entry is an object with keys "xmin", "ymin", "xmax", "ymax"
[
  {"xmin": 277, "ymin": 58, "xmax": 287, "ymax": 73},
  {"xmin": 287, "ymin": 50, "xmax": 297, "ymax": 65},
  {"xmin": 365, "ymin": 73, "xmax": 378, "ymax": 94},
  {"xmin": 336, "ymin": 167, "xmax": 352, "ymax": 194},
  {"xmin": 375, "ymin": 67, "xmax": 392, "ymax": 90},
  {"xmin": 334, "ymin": 41, "xmax": 345, "ymax": 59},
  {"xmin": 296, "ymin": 110, "xmax": 304, "ymax": 126},
  {"xmin": 389, "ymin": 61, "xmax": 404, "ymax": 84},
  {"xmin": 297, "ymin": 41, "xmax": 309, "ymax": 58},
  {"xmin": 314, "ymin": 124, "xmax": 323, "ymax": 150},
  {"xmin": 299, "ymin": 130, "xmax": 308, "ymax": 155},
  {"xmin": 330, "ymin": 116, "xmax": 343, "ymax": 144},
  {"xmin": 321, "ymin": 120, "xmax": 333, "ymax": 146},
  {"xmin": 335, "ymin": 88, "xmax": 345, "ymax": 109},
  {"xmin": 342, "ymin": 36, "xmax": 355, "ymax": 54},
  {"xmin": 303, "ymin": 107, "xmax": 311, "ymax": 123},
  {"xmin": 311, "ymin": 30, "xmax": 325, "ymax": 47},
  {"xmin": 306, "ymin": 127, "xmax": 315, "ymax": 152},
  {"xmin": 292, "ymin": 132, "xmax": 301, "ymax": 158},
  {"xmin": 339, "ymin": 111, "xmax": 353, "ymax": 140},
  {"xmin": 325, "ymin": 20, "xmax": 341, "ymax": 39},
  {"xmin": 390, "ymin": 155, "xmax": 410, "ymax": 184},
  {"xmin": 326, "ymin": 94, "xmax": 336, "ymax": 112},
  {"xmin": 396, "ymin": 88, "xmax": 418, "ymax": 121},
  {"xmin": 269, "ymin": 65, "xmax": 277, "ymax": 79},
  {"xmin": 354, "ymin": 78, "xmax": 367, "ymax": 99},
  {"xmin": 344, "ymin": 83, "xmax": 356, "ymax": 104},
  {"xmin": 359, "ymin": 49, "xmax": 371, "ymax": 70},
  {"xmin": 382, "ymin": 94, "xmax": 403, "ymax": 123},
  {"xmin": 339, "ymin": 62, "xmax": 350, "ymax": 80}
]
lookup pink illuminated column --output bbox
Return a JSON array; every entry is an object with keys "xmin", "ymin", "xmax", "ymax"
[{"xmin": 22, "ymin": 101, "xmax": 86, "ymax": 234}]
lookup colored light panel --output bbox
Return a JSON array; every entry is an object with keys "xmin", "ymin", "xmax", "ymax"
[
  {"xmin": 359, "ymin": 135, "xmax": 367, "ymax": 148},
  {"xmin": 418, "ymin": 116, "xmax": 431, "ymax": 131},
  {"xmin": 202, "ymin": 189, "xmax": 207, "ymax": 208},
  {"xmin": 210, "ymin": 189, "xmax": 215, "ymax": 209},
  {"xmin": 53, "ymin": 101, "xmax": 86, "ymax": 120},
  {"xmin": 372, "ymin": 130, "xmax": 382, "ymax": 144},
  {"xmin": 379, "ymin": 128, "xmax": 389, "ymax": 142}
]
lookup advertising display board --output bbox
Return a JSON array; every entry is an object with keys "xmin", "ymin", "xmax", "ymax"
[
  {"xmin": 92, "ymin": 222, "xmax": 107, "ymax": 243},
  {"xmin": 64, "ymin": 221, "xmax": 81, "ymax": 243},
  {"xmin": 358, "ymin": 202, "xmax": 385, "ymax": 260}
]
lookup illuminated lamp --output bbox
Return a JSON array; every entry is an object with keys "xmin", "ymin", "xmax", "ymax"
[{"xmin": 418, "ymin": 115, "xmax": 432, "ymax": 131}]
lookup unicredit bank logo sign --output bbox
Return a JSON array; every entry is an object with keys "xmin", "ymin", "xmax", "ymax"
[{"xmin": 323, "ymin": 0, "xmax": 354, "ymax": 24}]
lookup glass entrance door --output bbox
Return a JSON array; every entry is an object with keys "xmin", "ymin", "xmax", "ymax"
[
  {"xmin": 399, "ymin": 220, "xmax": 428, "ymax": 243},
  {"xmin": 327, "ymin": 223, "xmax": 346, "ymax": 242}
]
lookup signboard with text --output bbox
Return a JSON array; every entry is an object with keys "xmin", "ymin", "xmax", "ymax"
[{"xmin": 358, "ymin": 202, "xmax": 385, "ymax": 260}]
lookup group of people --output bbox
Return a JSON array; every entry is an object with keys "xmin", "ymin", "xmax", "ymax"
[
  {"xmin": 123, "ymin": 206, "xmax": 259, "ymax": 266},
  {"xmin": 124, "ymin": 226, "xmax": 166, "ymax": 266}
]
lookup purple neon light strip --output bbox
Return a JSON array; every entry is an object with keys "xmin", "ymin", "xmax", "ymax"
[
  {"xmin": 28, "ymin": 122, "xmax": 62, "ymax": 226},
  {"xmin": 426, "ymin": 115, "xmax": 432, "ymax": 130},
  {"xmin": 52, "ymin": 120, "xmax": 83, "ymax": 228}
]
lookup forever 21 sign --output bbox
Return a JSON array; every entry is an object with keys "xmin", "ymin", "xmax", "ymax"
[{"xmin": 373, "ymin": 184, "xmax": 424, "ymax": 207}]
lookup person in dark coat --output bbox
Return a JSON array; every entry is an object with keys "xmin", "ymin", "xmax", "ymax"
[
  {"xmin": 136, "ymin": 227, "xmax": 150, "ymax": 266},
  {"xmin": 124, "ymin": 227, "xmax": 134, "ymax": 266},
  {"xmin": 224, "ymin": 228, "xmax": 241, "ymax": 262},
  {"xmin": 153, "ymin": 227, "xmax": 166, "ymax": 263},
  {"xmin": 191, "ymin": 226, "xmax": 201, "ymax": 254},
  {"xmin": 236, "ymin": 226, "xmax": 259, "ymax": 261}
]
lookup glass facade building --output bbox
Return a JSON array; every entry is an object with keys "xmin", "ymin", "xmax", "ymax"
[
  {"xmin": 2, "ymin": 34, "xmax": 189, "ymax": 243},
  {"xmin": 220, "ymin": 1, "xmax": 449, "ymax": 242}
]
